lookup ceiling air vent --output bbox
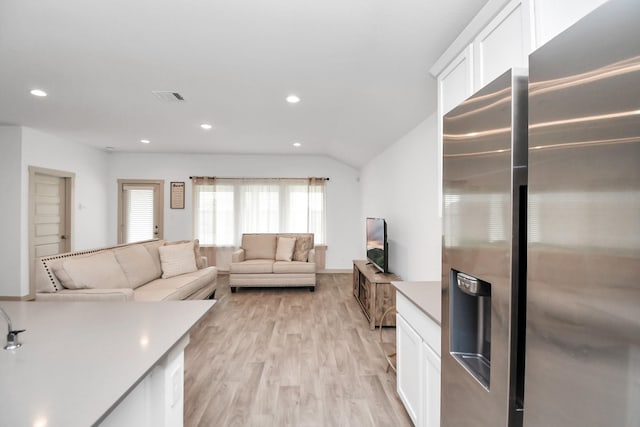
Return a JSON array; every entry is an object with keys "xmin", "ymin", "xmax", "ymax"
[{"xmin": 151, "ymin": 91, "xmax": 185, "ymax": 103}]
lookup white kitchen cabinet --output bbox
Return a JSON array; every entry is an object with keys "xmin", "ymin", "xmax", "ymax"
[
  {"xmin": 435, "ymin": 0, "xmax": 532, "ymax": 217},
  {"xmin": 397, "ymin": 313, "xmax": 423, "ymax": 425},
  {"xmin": 434, "ymin": 0, "xmax": 609, "ymax": 92},
  {"xmin": 422, "ymin": 341, "xmax": 441, "ymax": 427},
  {"xmin": 432, "ymin": 0, "xmax": 611, "ymax": 218},
  {"xmin": 396, "ymin": 289, "xmax": 442, "ymax": 427},
  {"xmin": 437, "ymin": 45, "xmax": 474, "ymax": 117},
  {"xmin": 473, "ymin": 0, "xmax": 534, "ymax": 89}
]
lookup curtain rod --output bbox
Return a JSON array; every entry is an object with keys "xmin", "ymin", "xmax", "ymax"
[{"xmin": 189, "ymin": 176, "xmax": 330, "ymax": 181}]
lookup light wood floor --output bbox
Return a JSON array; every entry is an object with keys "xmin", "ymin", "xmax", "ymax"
[{"xmin": 184, "ymin": 273, "xmax": 412, "ymax": 427}]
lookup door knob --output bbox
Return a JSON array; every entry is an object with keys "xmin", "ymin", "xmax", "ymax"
[{"xmin": 60, "ymin": 235, "xmax": 67, "ymax": 240}]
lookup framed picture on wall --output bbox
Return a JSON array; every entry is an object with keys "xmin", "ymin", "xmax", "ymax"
[{"xmin": 170, "ymin": 182, "xmax": 185, "ymax": 209}]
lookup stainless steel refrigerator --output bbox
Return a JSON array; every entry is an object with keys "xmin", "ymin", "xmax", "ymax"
[
  {"xmin": 441, "ymin": 0, "xmax": 640, "ymax": 426},
  {"xmin": 524, "ymin": 0, "xmax": 640, "ymax": 425},
  {"xmin": 441, "ymin": 67, "xmax": 528, "ymax": 427}
]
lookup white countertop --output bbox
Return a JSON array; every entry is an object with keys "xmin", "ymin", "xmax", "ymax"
[
  {"xmin": 0, "ymin": 300, "xmax": 215, "ymax": 427},
  {"xmin": 391, "ymin": 281, "xmax": 442, "ymax": 325}
]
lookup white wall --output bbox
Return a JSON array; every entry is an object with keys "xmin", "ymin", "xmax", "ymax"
[
  {"xmin": 16, "ymin": 128, "xmax": 110, "ymax": 296},
  {"xmin": 108, "ymin": 153, "xmax": 361, "ymax": 270},
  {"xmin": 0, "ymin": 126, "xmax": 24, "ymax": 296},
  {"xmin": 360, "ymin": 113, "xmax": 441, "ymax": 281},
  {"xmin": 0, "ymin": 126, "xmax": 110, "ymax": 297},
  {"xmin": 21, "ymin": 128, "xmax": 111, "ymax": 249}
]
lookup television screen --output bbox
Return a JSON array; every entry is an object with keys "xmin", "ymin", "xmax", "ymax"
[{"xmin": 366, "ymin": 217, "xmax": 387, "ymax": 273}]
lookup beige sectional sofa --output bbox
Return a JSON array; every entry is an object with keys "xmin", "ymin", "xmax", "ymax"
[
  {"xmin": 230, "ymin": 233, "xmax": 317, "ymax": 292},
  {"xmin": 35, "ymin": 239, "xmax": 217, "ymax": 301}
]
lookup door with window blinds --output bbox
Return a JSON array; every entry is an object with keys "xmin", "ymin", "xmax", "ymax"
[{"xmin": 119, "ymin": 182, "xmax": 163, "ymax": 244}]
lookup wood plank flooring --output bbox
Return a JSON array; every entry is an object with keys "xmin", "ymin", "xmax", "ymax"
[{"xmin": 184, "ymin": 273, "xmax": 412, "ymax": 427}]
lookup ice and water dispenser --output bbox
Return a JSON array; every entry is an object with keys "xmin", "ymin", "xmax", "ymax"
[{"xmin": 450, "ymin": 270, "xmax": 492, "ymax": 389}]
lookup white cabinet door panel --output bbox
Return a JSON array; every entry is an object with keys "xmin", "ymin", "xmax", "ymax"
[
  {"xmin": 438, "ymin": 45, "xmax": 474, "ymax": 116},
  {"xmin": 474, "ymin": 0, "xmax": 534, "ymax": 88},
  {"xmin": 397, "ymin": 313, "xmax": 423, "ymax": 425},
  {"xmin": 422, "ymin": 342, "xmax": 441, "ymax": 427},
  {"xmin": 397, "ymin": 292, "xmax": 441, "ymax": 356}
]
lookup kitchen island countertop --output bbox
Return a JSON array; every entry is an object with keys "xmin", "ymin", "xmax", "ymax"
[{"xmin": 0, "ymin": 300, "xmax": 214, "ymax": 427}]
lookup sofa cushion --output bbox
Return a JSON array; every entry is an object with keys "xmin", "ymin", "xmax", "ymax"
[
  {"xmin": 275, "ymin": 236, "xmax": 296, "ymax": 261},
  {"xmin": 159, "ymin": 241, "xmax": 198, "ymax": 279},
  {"xmin": 36, "ymin": 288, "xmax": 135, "ymax": 302},
  {"xmin": 242, "ymin": 234, "xmax": 277, "ymax": 260},
  {"xmin": 273, "ymin": 261, "xmax": 316, "ymax": 274},
  {"xmin": 52, "ymin": 251, "xmax": 129, "ymax": 290},
  {"xmin": 114, "ymin": 244, "xmax": 161, "ymax": 288},
  {"xmin": 229, "ymin": 259, "xmax": 274, "ymax": 274},
  {"xmin": 133, "ymin": 267, "xmax": 217, "ymax": 301},
  {"xmin": 141, "ymin": 240, "xmax": 165, "ymax": 276},
  {"xmin": 292, "ymin": 235, "xmax": 313, "ymax": 262}
]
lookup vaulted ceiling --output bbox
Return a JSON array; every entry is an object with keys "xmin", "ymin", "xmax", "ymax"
[{"xmin": 0, "ymin": 0, "xmax": 487, "ymax": 167}]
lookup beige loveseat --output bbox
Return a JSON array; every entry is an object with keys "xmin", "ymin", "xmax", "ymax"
[
  {"xmin": 35, "ymin": 239, "xmax": 217, "ymax": 301},
  {"xmin": 230, "ymin": 233, "xmax": 316, "ymax": 292}
]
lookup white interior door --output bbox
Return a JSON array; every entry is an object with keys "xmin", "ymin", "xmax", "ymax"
[
  {"xmin": 33, "ymin": 173, "xmax": 70, "ymax": 257},
  {"xmin": 118, "ymin": 180, "xmax": 164, "ymax": 243},
  {"xmin": 29, "ymin": 167, "xmax": 74, "ymax": 298}
]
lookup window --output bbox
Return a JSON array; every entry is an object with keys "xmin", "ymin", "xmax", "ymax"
[{"xmin": 193, "ymin": 178, "xmax": 326, "ymax": 246}]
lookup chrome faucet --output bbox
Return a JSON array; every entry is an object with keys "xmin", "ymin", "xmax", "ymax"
[{"xmin": 0, "ymin": 306, "xmax": 25, "ymax": 350}]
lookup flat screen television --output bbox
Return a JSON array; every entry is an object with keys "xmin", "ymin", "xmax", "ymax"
[{"xmin": 366, "ymin": 217, "xmax": 388, "ymax": 273}]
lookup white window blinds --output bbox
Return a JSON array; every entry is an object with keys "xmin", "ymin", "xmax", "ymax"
[{"xmin": 124, "ymin": 186, "xmax": 155, "ymax": 243}]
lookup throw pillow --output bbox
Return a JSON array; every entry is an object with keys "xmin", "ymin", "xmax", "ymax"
[
  {"xmin": 141, "ymin": 239, "xmax": 165, "ymax": 277},
  {"xmin": 51, "ymin": 262, "xmax": 76, "ymax": 289},
  {"xmin": 164, "ymin": 239, "xmax": 205, "ymax": 269},
  {"xmin": 292, "ymin": 235, "xmax": 313, "ymax": 262},
  {"xmin": 275, "ymin": 236, "xmax": 297, "ymax": 261},
  {"xmin": 159, "ymin": 241, "xmax": 198, "ymax": 279}
]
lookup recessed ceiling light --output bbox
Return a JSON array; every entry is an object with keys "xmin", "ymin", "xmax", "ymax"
[
  {"xmin": 140, "ymin": 139, "xmax": 150, "ymax": 144},
  {"xmin": 30, "ymin": 89, "xmax": 47, "ymax": 97},
  {"xmin": 293, "ymin": 142, "xmax": 302, "ymax": 147},
  {"xmin": 286, "ymin": 95, "xmax": 300, "ymax": 104},
  {"xmin": 200, "ymin": 123, "xmax": 212, "ymax": 130}
]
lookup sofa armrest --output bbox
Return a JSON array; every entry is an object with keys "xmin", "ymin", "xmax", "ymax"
[
  {"xmin": 232, "ymin": 249, "xmax": 245, "ymax": 263},
  {"xmin": 36, "ymin": 288, "xmax": 135, "ymax": 302},
  {"xmin": 308, "ymin": 248, "xmax": 316, "ymax": 264},
  {"xmin": 198, "ymin": 255, "xmax": 209, "ymax": 268}
]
